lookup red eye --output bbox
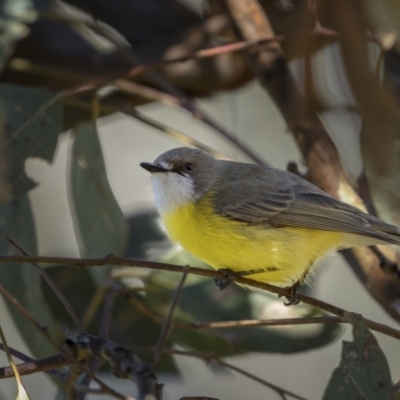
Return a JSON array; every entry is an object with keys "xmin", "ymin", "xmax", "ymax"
[{"xmin": 184, "ymin": 163, "xmax": 193, "ymax": 171}]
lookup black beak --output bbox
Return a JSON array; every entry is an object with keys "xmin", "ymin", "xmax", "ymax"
[{"xmin": 140, "ymin": 162, "xmax": 168, "ymax": 173}]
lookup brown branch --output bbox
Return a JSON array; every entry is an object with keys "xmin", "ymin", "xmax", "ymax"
[
  {"xmin": 1, "ymin": 254, "xmax": 400, "ymax": 341},
  {"xmin": 0, "ymin": 354, "xmax": 67, "ymax": 379},
  {"xmin": 153, "ymin": 268, "xmax": 188, "ymax": 366},
  {"xmin": 128, "ymin": 291, "xmax": 343, "ymax": 329}
]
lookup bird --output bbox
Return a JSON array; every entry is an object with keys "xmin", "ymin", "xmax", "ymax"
[{"xmin": 140, "ymin": 147, "xmax": 400, "ymax": 304}]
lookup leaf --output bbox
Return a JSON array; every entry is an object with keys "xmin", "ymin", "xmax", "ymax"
[
  {"xmin": 69, "ymin": 121, "xmax": 129, "ymax": 284},
  {"xmin": 0, "ymin": 195, "xmax": 57, "ymax": 358},
  {"xmin": 323, "ymin": 313, "xmax": 392, "ymax": 400},
  {"xmin": 0, "ymin": 84, "xmax": 63, "ymax": 202},
  {"xmin": 0, "ymin": 324, "xmax": 32, "ymax": 400}
]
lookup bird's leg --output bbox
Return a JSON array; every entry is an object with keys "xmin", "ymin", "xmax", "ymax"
[
  {"xmin": 283, "ymin": 281, "xmax": 301, "ymax": 306},
  {"xmin": 214, "ymin": 268, "xmax": 265, "ymax": 290},
  {"xmin": 282, "ymin": 261, "xmax": 315, "ymax": 306}
]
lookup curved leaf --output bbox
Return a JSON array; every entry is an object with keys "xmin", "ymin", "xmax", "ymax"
[
  {"xmin": 323, "ymin": 313, "xmax": 392, "ymax": 400},
  {"xmin": 69, "ymin": 121, "xmax": 129, "ymax": 283}
]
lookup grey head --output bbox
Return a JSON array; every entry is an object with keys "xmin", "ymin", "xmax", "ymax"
[{"xmin": 140, "ymin": 147, "xmax": 221, "ymax": 213}]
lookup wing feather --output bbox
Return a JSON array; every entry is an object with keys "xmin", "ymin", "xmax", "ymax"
[{"xmin": 213, "ymin": 163, "xmax": 400, "ymax": 244}]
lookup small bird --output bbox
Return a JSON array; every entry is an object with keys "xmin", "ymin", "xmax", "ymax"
[{"xmin": 141, "ymin": 147, "xmax": 400, "ymax": 304}]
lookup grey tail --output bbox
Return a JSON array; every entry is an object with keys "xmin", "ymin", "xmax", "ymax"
[{"xmin": 366, "ymin": 215, "xmax": 400, "ymax": 245}]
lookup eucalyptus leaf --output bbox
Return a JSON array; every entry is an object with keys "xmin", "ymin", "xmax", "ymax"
[
  {"xmin": 0, "ymin": 195, "xmax": 57, "ymax": 358},
  {"xmin": 0, "ymin": 84, "xmax": 62, "ymax": 202},
  {"xmin": 323, "ymin": 313, "xmax": 392, "ymax": 400},
  {"xmin": 69, "ymin": 122, "xmax": 129, "ymax": 284}
]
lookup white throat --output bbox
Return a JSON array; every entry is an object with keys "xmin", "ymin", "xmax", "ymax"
[{"xmin": 151, "ymin": 172, "xmax": 195, "ymax": 214}]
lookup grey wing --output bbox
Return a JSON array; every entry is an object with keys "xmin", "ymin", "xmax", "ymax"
[
  {"xmin": 214, "ymin": 164, "xmax": 400, "ymax": 245},
  {"xmin": 214, "ymin": 164, "xmax": 295, "ymax": 223}
]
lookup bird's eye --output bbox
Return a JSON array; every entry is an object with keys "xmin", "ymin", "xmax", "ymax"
[{"xmin": 184, "ymin": 163, "xmax": 193, "ymax": 171}]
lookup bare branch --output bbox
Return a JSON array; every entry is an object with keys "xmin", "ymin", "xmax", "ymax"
[
  {"xmin": 0, "ymin": 254, "xmax": 400, "ymax": 341},
  {"xmin": 153, "ymin": 268, "xmax": 188, "ymax": 366},
  {"xmin": 0, "ymin": 354, "xmax": 67, "ymax": 379}
]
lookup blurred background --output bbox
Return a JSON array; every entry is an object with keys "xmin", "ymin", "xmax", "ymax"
[{"xmin": 1, "ymin": 0, "xmax": 400, "ymax": 399}]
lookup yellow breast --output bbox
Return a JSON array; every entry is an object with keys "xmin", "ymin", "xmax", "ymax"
[{"xmin": 161, "ymin": 198, "xmax": 344, "ymax": 287}]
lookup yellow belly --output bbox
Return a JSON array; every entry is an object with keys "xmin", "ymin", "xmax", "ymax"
[{"xmin": 161, "ymin": 200, "xmax": 344, "ymax": 287}]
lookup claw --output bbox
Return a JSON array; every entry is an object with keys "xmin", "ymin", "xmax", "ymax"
[
  {"xmin": 214, "ymin": 268, "xmax": 267, "ymax": 290},
  {"xmin": 214, "ymin": 268, "xmax": 236, "ymax": 290},
  {"xmin": 284, "ymin": 281, "xmax": 301, "ymax": 306}
]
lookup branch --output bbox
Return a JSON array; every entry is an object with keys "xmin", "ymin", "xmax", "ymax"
[
  {"xmin": 128, "ymin": 295, "xmax": 343, "ymax": 329},
  {"xmin": 153, "ymin": 268, "xmax": 188, "ymax": 366},
  {"xmin": 0, "ymin": 354, "xmax": 67, "ymax": 379},
  {"xmin": 1, "ymin": 254, "xmax": 400, "ymax": 341}
]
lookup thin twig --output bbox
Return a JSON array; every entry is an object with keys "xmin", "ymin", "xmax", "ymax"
[
  {"xmin": 153, "ymin": 268, "xmax": 189, "ymax": 366},
  {"xmin": 0, "ymin": 254, "xmax": 399, "ymax": 341},
  {"xmin": 128, "ymin": 292, "xmax": 343, "ymax": 329},
  {"xmin": 0, "ymin": 232, "xmax": 82, "ymax": 330},
  {"xmin": 0, "ymin": 343, "xmax": 35, "ymax": 364}
]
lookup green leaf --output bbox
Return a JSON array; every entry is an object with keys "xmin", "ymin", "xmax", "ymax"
[
  {"xmin": 0, "ymin": 84, "xmax": 63, "ymax": 202},
  {"xmin": 323, "ymin": 313, "xmax": 392, "ymax": 400},
  {"xmin": 70, "ymin": 122, "xmax": 129, "ymax": 284},
  {"xmin": 0, "ymin": 195, "xmax": 57, "ymax": 358}
]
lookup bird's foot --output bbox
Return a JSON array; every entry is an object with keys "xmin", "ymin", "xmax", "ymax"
[
  {"xmin": 214, "ymin": 268, "xmax": 237, "ymax": 290},
  {"xmin": 283, "ymin": 281, "xmax": 301, "ymax": 306},
  {"xmin": 214, "ymin": 268, "xmax": 264, "ymax": 291}
]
